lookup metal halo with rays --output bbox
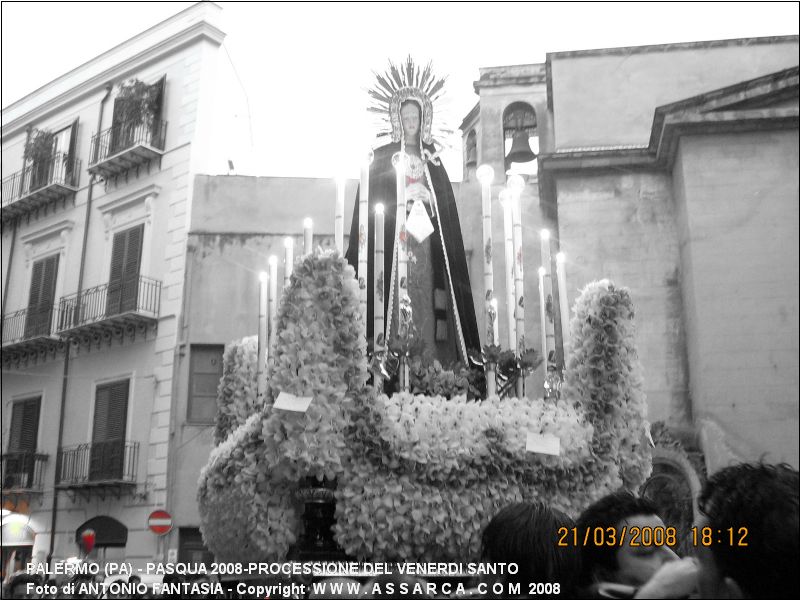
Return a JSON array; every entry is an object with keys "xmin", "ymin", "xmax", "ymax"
[{"xmin": 368, "ymin": 56, "xmax": 453, "ymax": 146}]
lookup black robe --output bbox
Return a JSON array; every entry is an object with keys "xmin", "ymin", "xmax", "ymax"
[{"xmin": 345, "ymin": 141, "xmax": 480, "ymax": 363}]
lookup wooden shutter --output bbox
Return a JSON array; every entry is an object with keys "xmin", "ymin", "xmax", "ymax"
[
  {"xmin": 66, "ymin": 118, "xmax": 79, "ymax": 183},
  {"xmin": 25, "ymin": 254, "xmax": 58, "ymax": 337},
  {"xmin": 109, "ymin": 95, "xmax": 131, "ymax": 155},
  {"xmin": 90, "ymin": 380, "xmax": 129, "ymax": 481},
  {"xmin": 92, "ymin": 380, "xmax": 129, "ymax": 443},
  {"xmin": 8, "ymin": 398, "xmax": 41, "ymax": 452},
  {"xmin": 149, "ymin": 76, "xmax": 166, "ymax": 147},
  {"xmin": 106, "ymin": 225, "xmax": 143, "ymax": 315}
]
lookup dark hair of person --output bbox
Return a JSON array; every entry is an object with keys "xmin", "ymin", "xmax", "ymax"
[
  {"xmin": 576, "ymin": 491, "xmax": 660, "ymax": 586},
  {"xmin": 480, "ymin": 501, "xmax": 581, "ymax": 598},
  {"xmin": 698, "ymin": 462, "xmax": 799, "ymax": 599},
  {"xmin": 8, "ymin": 573, "xmax": 41, "ymax": 595}
]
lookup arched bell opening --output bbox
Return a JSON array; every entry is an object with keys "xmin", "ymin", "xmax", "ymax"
[{"xmin": 503, "ymin": 102, "xmax": 538, "ymax": 176}]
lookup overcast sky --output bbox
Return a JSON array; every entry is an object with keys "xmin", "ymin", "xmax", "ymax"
[{"xmin": 2, "ymin": 1, "xmax": 798, "ymax": 179}]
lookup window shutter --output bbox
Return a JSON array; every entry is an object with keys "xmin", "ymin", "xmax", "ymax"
[
  {"xmin": 91, "ymin": 380, "xmax": 129, "ymax": 480},
  {"xmin": 26, "ymin": 260, "xmax": 45, "ymax": 311},
  {"xmin": 93, "ymin": 380, "xmax": 129, "ymax": 443},
  {"xmin": 149, "ymin": 76, "xmax": 166, "ymax": 146},
  {"xmin": 109, "ymin": 95, "xmax": 131, "ymax": 154},
  {"xmin": 8, "ymin": 398, "xmax": 41, "ymax": 452},
  {"xmin": 107, "ymin": 225, "xmax": 142, "ymax": 315},
  {"xmin": 121, "ymin": 224, "xmax": 143, "ymax": 312},
  {"xmin": 66, "ymin": 119, "xmax": 79, "ymax": 182},
  {"xmin": 25, "ymin": 255, "xmax": 58, "ymax": 337}
]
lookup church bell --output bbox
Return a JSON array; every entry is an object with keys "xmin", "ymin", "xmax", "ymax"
[{"xmin": 505, "ymin": 130, "xmax": 536, "ymax": 165}]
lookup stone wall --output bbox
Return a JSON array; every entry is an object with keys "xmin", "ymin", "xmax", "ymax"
[
  {"xmin": 556, "ymin": 170, "xmax": 690, "ymax": 427},
  {"xmin": 672, "ymin": 130, "xmax": 799, "ymax": 470}
]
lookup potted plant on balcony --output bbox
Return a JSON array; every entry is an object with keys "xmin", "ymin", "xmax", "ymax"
[
  {"xmin": 23, "ymin": 129, "xmax": 55, "ymax": 192},
  {"xmin": 111, "ymin": 78, "xmax": 161, "ymax": 153}
]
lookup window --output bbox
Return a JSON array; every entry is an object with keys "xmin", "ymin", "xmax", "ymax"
[
  {"xmin": 106, "ymin": 224, "xmax": 143, "ymax": 316},
  {"xmin": 110, "ymin": 76, "xmax": 166, "ymax": 154},
  {"xmin": 465, "ymin": 129, "xmax": 477, "ymax": 169},
  {"xmin": 90, "ymin": 380, "xmax": 129, "ymax": 481},
  {"xmin": 52, "ymin": 120, "xmax": 79, "ymax": 182},
  {"xmin": 4, "ymin": 397, "xmax": 41, "ymax": 489},
  {"xmin": 188, "ymin": 345, "xmax": 224, "ymax": 423},
  {"xmin": 25, "ymin": 254, "xmax": 58, "ymax": 338},
  {"xmin": 178, "ymin": 528, "xmax": 214, "ymax": 565}
]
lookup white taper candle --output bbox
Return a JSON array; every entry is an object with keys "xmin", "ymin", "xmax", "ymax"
[
  {"xmin": 283, "ymin": 236, "xmax": 294, "ymax": 290},
  {"xmin": 303, "ymin": 218, "xmax": 313, "ymax": 256}
]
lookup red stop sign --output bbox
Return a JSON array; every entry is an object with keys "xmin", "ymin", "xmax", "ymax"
[{"xmin": 148, "ymin": 510, "xmax": 173, "ymax": 536}]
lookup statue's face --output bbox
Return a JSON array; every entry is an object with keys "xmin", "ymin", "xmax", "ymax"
[{"xmin": 400, "ymin": 102, "xmax": 421, "ymax": 141}]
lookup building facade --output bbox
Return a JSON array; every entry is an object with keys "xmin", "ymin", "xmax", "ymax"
[
  {"xmin": 459, "ymin": 36, "xmax": 798, "ymax": 475},
  {"xmin": 1, "ymin": 2, "xmax": 225, "ymax": 570}
]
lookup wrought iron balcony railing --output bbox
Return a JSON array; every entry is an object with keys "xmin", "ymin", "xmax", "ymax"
[
  {"xmin": 88, "ymin": 117, "xmax": 167, "ymax": 179},
  {"xmin": 55, "ymin": 275, "xmax": 161, "ymax": 334},
  {"xmin": 57, "ymin": 440, "xmax": 138, "ymax": 486},
  {"xmin": 2, "ymin": 305, "xmax": 58, "ymax": 346},
  {"xmin": 1, "ymin": 451, "xmax": 48, "ymax": 492},
  {"xmin": 1, "ymin": 153, "xmax": 80, "ymax": 221}
]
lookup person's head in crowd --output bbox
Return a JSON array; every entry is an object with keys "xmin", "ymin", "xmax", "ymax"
[
  {"xmin": 307, "ymin": 577, "xmax": 361, "ymax": 599},
  {"xmin": 363, "ymin": 574, "xmax": 432, "ymax": 599},
  {"xmin": 694, "ymin": 462, "xmax": 799, "ymax": 599},
  {"xmin": 577, "ymin": 491, "xmax": 678, "ymax": 591},
  {"xmin": 7, "ymin": 573, "xmax": 40, "ymax": 599},
  {"xmin": 480, "ymin": 501, "xmax": 581, "ymax": 598}
]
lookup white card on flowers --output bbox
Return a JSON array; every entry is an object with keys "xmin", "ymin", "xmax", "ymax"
[
  {"xmin": 274, "ymin": 391, "xmax": 313, "ymax": 412},
  {"xmin": 526, "ymin": 432, "xmax": 561, "ymax": 456}
]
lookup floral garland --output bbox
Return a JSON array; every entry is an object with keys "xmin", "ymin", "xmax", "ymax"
[
  {"xmin": 198, "ymin": 251, "xmax": 367, "ymax": 561},
  {"xmin": 199, "ymin": 273, "xmax": 652, "ymax": 562},
  {"xmin": 561, "ymin": 279, "xmax": 652, "ymax": 490},
  {"xmin": 213, "ymin": 336, "xmax": 260, "ymax": 445}
]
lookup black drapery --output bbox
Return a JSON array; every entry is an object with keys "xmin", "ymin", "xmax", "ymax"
[{"xmin": 345, "ymin": 141, "xmax": 480, "ymax": 362}]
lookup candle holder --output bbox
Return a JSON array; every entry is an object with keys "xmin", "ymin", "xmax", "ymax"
[{"xmin": 543, "ymin": 366, "xmax": 563, "ymax": 400}]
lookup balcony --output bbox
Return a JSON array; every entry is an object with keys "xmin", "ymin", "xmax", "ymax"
[
  {"xmin": 88, "ymin": 117, "xmax": 167, "ymax": 180},
  {"xmin": 1, "ymin": 153, "xmax": 80, "ymax": 223},
  {"xmin": 55, "ymin": 275, "xmax": 161, "ymax": 341},
  {"xmin": 1, "ymin": 452, "xmax": 48, "ymax": 495},
  {"xmin": 56, "ymin": 441, "xmax": 138, "ymax": 500},
  {"xmin": 1, "ymin": 305, "xmax": 61, "ymax": 357}
]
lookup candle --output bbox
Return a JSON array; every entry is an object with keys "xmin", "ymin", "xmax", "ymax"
[
  {"xmin": 303, "ymin": 218, "xmax": 313, "ymax": 256},
  {"xmin": 477, "ymin": 164, "xmax": 495, "ymax": 346},
  {"xmin": 538, "ymin": 267, "xmax": 548, "ymax": 374},
  {"xmin": 392, "ymin": 152, "xmax": 408, "ymax": 328},
  {"xmin": 374, "ymin": 203, "xmax": 385, "ymax": 390},
  {"xmin": 335, "ymin": 176, "xmax": 345, "ymax": 254},
  {"xmin": 358, "ymin": 151, "xmax": 373, "ymax": 317},
  {"xmin": 490, "ymin": 298, "xmax": 499, "ymax": 347},
  {"xmin": 511, "ymin": 194, "xmax": 525, "ymax": 397},
  {"xmin": 257, "ymin": 271, "xmax": 269, "ymax": 400},
  {"xmin": 556, "ymin": 252, "xmax": 570, "ymax": 352},
  {"xmin": 283, "ymin": 236, "xmax": 294, "ymax": 290},
  {"xmin": 540, "ymin": 230, "xmax": 554, "ymax": 369},
  {"xmin": 487, "ymin": 298, "xmax": 499, "ymax": 398},
  {"xmin": 374, "ymin": 203, "xmax": 385, "ymax": 343},
  {"xmin": 268, "ymin": 255, "xmax": 278, "ymax": 356},
  {"xmin": 499, "ymin": 189, "xmax": 516, "ymax": 352}
]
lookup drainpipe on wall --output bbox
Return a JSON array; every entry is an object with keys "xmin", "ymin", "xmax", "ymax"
[
  {"xmin": 47, "ymin": 83, "xmax": 112, "ymax": 568},
  {"xmin": 1, "ymin": 221, "xmax": 18, "ymax": 316}
]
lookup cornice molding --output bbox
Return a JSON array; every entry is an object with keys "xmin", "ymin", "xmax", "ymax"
[
  {"xmin": 96, "ymin": 183, "xmax": 161, "ymax": 215},
  {"xmin": 3, "ymin": 21, "xmax": 225, "ymax": 137},
  {"xmin": 19, "ymin": 219, "xmax": 75, "ymax": 244}
]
